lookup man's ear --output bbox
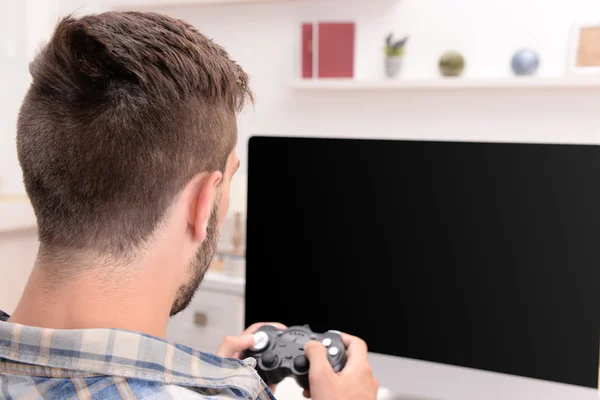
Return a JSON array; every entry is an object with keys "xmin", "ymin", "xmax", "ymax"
[{"xmin": 189, "ymin": 171, "xmax": 222, "ymax": 243}]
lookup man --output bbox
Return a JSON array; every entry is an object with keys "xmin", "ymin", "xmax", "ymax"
[{"xmin": 0, "ymin": 11, "xmax": 379, "ymax": 400}]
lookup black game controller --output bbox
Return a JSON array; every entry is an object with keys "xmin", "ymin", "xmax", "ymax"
[{"xmin": 242, "ymin": 325, "xmax": 347, "ymax": 390}]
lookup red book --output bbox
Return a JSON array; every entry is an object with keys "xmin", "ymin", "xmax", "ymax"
[
  {"xmin": 318, "ymin": 22, "xmax": 355, "ymax": 78},
  {"xmin": 301, "ymin": 23, "xmax": 313, "ymax": 78}
]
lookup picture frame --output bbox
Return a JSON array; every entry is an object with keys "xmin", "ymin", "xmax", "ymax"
[{"xmin": 568, "ymin": 23, "xmax": 600, "ymax": 74}]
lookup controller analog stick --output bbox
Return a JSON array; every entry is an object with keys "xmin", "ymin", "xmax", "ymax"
[
  {"xmin": 261, "ymin": 350, "xmax": 278, "ymax": 368},
  {"xmin": 251, "ymin": 331, "xmax": 270, "ymax": 351},
  {"xmin": 293, "ymin": 355, "xmax": 309, "ymax": 373}
]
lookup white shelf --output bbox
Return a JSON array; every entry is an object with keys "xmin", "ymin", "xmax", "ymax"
[
  {"xmin": 203, "ymin": 271, "xmax": 245, "ymax": 296},
  {"xmin": 110, "ymin": 0, "xmax": 294, "ymax": 9},
  {"xmin": 290, "ymin": 77, "xmax": 600, "ymax": 91}
]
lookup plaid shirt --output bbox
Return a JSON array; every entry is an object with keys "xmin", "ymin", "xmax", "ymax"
[{"xmin": 0, "ymin": 310, "xmax": 276, "ymax": 399}]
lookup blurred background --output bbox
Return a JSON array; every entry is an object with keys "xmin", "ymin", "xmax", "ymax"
[{"xmin": 3, "ymin": 0, "xmax": 600, "ymax": 353}]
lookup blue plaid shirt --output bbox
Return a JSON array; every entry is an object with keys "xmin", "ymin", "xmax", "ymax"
[{"xmin": 0, "ymin": 310, "xmax": 276, "ymax": 399}]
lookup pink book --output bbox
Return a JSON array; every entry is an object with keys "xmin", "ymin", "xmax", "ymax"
[
  {"xmin": 318, "ymin": 22, "xmax": 355, "ymax": 78},
  {"xmin": 301, "ymin": 23, "xmax": 313, "ymax": 78}
]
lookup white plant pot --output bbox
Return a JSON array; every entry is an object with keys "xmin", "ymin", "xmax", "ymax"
[{"xmin": 385, "ymin": 56, "xmax": 403, "ymax": 78}]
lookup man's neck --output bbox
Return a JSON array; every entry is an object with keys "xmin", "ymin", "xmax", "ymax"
[{"xmin": 8, "ymin": 254, "xmax": 174, "ymax": 338}]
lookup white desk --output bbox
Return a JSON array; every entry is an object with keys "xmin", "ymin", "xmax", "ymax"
[{"xmin": 273, "ymin": 352, "xmax": 599, "ymax": 400}]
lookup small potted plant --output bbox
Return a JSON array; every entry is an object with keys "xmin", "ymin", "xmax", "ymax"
[{"xmin": 384, "ymin": 33, "xmax": 409, "ymax": 78}]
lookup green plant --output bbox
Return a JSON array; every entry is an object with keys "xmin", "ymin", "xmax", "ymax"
[{"xmin": 384, "ymin": 33, "xmax": 409, "ymax": 57}]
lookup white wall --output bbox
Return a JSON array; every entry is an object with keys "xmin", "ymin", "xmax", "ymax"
[
  {"xmin": 0, "ymin": 0, "xmax": 62, "ymax": 194},
  {"xmin": 151, "ymin": 0, "xmax": 600, "ymax": 174},
  {"xmin": 0, "ymin": 1, "xmax": 27, "ymax": 194}
]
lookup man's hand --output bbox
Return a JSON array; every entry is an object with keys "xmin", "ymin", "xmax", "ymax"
[
  {"xmin": 215, "ymin": 322, "xmax": 287, "ymax": 393},
  {"xmin": 215, "ymin": 322, "xmax": 287, "ymax": 359},
  {"xmin": 302, "ymin": 332, "xmax": 379, "ymax": 400}
]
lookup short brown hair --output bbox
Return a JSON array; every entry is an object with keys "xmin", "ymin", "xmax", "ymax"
[{"xmin": 17, "ymin": 12, "xmax": 252, "ymax": 256}]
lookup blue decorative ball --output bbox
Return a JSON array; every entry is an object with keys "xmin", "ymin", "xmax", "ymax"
[{"xmin": 511, "ymin": 49, "xmax": 540, "ymax": 76}]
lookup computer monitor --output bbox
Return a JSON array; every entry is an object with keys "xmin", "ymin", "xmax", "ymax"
[{"xmin": 244, "ymin": 135, "xmax": 600, "ymax": 390}]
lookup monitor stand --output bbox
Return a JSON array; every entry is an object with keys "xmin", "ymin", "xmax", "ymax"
[{"xmin": 274, "ymin": 352, "xmax": 599, "ymax": 400}]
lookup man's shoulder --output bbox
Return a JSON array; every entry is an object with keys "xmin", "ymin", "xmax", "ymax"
[
  {"xmin": 0, "ymin": 313, "xmax": 276, "ymax": 399},
  {"xmin": 0, "ymin": 373, "xmax": 273, "ymax": 399},
  {"xmin": 0, "ymin": 374, "xmax": 163, "ymax": 399}
]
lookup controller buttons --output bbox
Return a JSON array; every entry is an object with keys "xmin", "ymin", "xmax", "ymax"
[
  {"xmin": 322, "ymin": 338, "xmax": 332, "ymax": 347},
  {"xmin": 276, "ymin": 331, "xmax": 283, "ymax": 337},
  {"xmin": 285, "ymin": 354, "xmax": 293, "ymax": 360},
  {"xmin": 310, "ymin": 334, "xmax": 317, "ymax": 340},
  {"xmin": 293, "ymin": 355, "xmax": 309, "ymax": 373},
  {"xmin": 251, "ymin": 331, "xmax": 269, "ymax": 351},
  {"xmin": 328, "ymin": 346, "xmax": 339, "ymax": 356},
  {"xmin": 262, "ymin": 350, "xmax": 278, "ymax": 368}
]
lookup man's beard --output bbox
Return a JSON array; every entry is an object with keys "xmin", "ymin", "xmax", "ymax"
[{"xmin": 169, "ymin": 201, "xmax": 221, "ymax": 317}]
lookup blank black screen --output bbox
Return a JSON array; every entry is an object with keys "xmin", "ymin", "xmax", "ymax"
[{"xmin": 244, "ymin": 136, "xmax": 600, "ymax": 388}]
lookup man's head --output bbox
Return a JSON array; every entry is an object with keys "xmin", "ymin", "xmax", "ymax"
[{"xmin": 16, "ymin": 12, "xmax": 250, "ymax": 315}]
